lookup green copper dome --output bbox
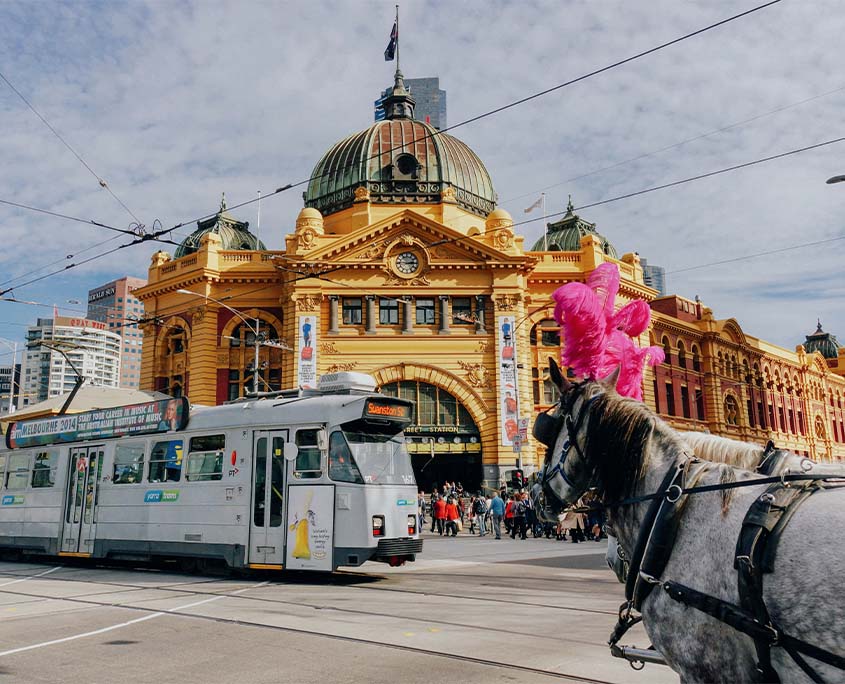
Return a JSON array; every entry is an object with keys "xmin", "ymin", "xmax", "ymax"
[
  {"xmin": 804, "ymin": 321, "xmax": 840, "ymax": 359},
  {"xmin": 175, "ymin": 195, "xmax": 266, "ymax": 258},
  {"xmin": 529, "ymin": 198, "xmax": 617, "ymax": 258},
  {"xmin": 303, "ymin": 71, "xmax": 497, "ymax": 218}
]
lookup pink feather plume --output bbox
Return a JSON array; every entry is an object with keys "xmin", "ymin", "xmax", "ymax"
[{"xmin": 550, "ymin": 263, "xmax": 662, "ymax": 400}]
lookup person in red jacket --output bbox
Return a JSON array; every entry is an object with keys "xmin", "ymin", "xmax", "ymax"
[
  {"xmin": 443, "ymin": 497, "xmax": 460, "ymax": 537},
  {"xmin": 504, "ymin": 495, "xmax": 515, "ymax": 536},
  {"xmin": 433, "ymin": 495, "xmax": 447, "ymax": 536}
]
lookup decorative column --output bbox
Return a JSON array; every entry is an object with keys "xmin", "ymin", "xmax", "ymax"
[
  {"xmin": 366, "ymin": 295, "xmax": 377, "ymax": 335},
  {"xmin": 475, "ymin": 295, "xmax": 486, "ymax": 335},
  {"xmin": 328, "ymin": 296, "xmax": 339, "ymax": 334},
  {"xmin": 402, "ymin": 298, "xmax": 413, "ymax": 335},
  {"xmin": 438, "ymin": 295, "xmax": 451, "ymax": 335}
]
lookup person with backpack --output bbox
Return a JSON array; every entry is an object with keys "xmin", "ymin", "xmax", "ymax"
[
  {"xmin": 472, "ymin": 491, "xmax": 487, "ymax": 536},
  {"xmin": 510, "ymin": 492, "xmax": 528, "ymax": 540},
  {"xmin": 488, "ymin": 491, "xmax": 505, "ymax": 539}
]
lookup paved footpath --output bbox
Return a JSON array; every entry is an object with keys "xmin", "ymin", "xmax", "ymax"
[{"xmin": 0, "ymin": 531, "xmax": 679, "ymax": 683}]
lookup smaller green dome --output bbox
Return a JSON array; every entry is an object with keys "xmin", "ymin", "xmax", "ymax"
[
  {"xmin": 804, "ymin": 320, "xmax": 840, "ymax": 359},
  {"xmin": 175, "ymin": 194, "xmax": 266, "ymax": 258},
  {"xmin": 529, "ymin": 197, "xmax": 617, "ymax": 258}
]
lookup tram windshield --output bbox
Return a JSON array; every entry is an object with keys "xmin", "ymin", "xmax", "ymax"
[{"xmin": 329, "ymin": 428, "xmax": 415, "ymax": 486}]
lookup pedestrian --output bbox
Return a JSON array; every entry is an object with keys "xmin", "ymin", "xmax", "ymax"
[
  {"xmin": 417, "ymin": 490, "xmax": 426, "ymax": 531},
  {"xmin": 511, "ymin": 492, "xmax": 528, "ymax": 540},
  {"xmin": 473, "ymin": 491, "xmax": 488, "ymax": 536},
  {"xmin": 430, "ymin": 488, "xmax": 439, "ymax": 532},
  {"xmin": 468, "ymin": 496, "xmax": 477, "ymax": 534},
  {"xmin": 444, "ymin": 496, "xmax": 460, "ymax": 537},
  {"xmin": 433, "ymin": 494, "xmax": 447, "ymax": 536},
  {"xmin": 504, "ymin": 495, "xmax": 515, "ymax": 535},
  {"xmin": 489, "ymin": 491, "xmax": 505, "ymax": 539}
]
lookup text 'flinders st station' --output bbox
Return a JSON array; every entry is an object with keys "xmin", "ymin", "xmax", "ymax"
[{"xmin": 132, "ymin": 71, "xmax": 845, "ymax": 490}]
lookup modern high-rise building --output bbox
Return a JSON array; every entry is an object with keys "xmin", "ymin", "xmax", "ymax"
[
  {"xmin": 86, "ymin": 276, "xmax": 147, "ymax": 388},
  {"xmin": 20, "ymin": 317, "xmax": 121, "ymax": 407},
  {"xmin": 375, "ymin": 76, "xmax": 446, "ymax": 129},
  {"xmin": 0, "ymin": 364, "xmax": 20, "ymax": 414},
  {"xmin": 641, "ymin": 258, "xmax": 666, "ymax": 296}
]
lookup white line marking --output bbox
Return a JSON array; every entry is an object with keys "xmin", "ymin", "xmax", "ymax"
[
  {"xmin": 0, "ymin": 566, "xmax": 62, "ymax": 588},
  {"xmin": 0, "ymin": 580, "xmax": 270, "ymax": 657}
]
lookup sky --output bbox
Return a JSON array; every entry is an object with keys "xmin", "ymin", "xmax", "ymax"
[{"xmin": 1, "ymin": 0, "xmax": 843, "ymax": 369}]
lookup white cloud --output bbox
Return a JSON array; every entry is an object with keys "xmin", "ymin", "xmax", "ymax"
[{"xmin": 0, "ymin": 0, "xmax": 843, "ymax": 359}]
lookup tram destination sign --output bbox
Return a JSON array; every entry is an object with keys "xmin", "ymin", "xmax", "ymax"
[
  {"xmin": 5, "ymin": 397, "xmax": 189, "ymax": 449},
  {"xmin": 363, "ymin": 399, "xmax": 413, "ymax": 424}
]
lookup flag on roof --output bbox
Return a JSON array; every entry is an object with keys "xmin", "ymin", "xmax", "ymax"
[
  {"xmin": 384, "ymin": 21, "xmax": 398, "ymax": 61},
  {"xmin": 524, "ymin": 196, "xmax": 543, "ymax": 213}
]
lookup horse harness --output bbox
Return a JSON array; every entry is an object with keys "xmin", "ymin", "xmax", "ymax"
[{"xmin": 607, "ymin": 444, "xmax": 845, "ymax": 683}]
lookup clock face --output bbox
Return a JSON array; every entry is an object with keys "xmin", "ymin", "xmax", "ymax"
[{"xmin": 395, "ymin": 251, "xmax": 420, "ymax": 275}]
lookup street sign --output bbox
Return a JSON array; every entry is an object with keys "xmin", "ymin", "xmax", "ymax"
[
  {"xmin": 518, "ymin": 418, "xmax": 529, "ymax": 440},
  {"xmin": 512, "ymin": 436, "xmax": 522, "ymax": 453}
]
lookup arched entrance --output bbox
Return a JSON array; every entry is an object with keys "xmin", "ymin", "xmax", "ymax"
[{"xmin": 380, "ymin": 380, "xmax": 482, "ymax": 492}]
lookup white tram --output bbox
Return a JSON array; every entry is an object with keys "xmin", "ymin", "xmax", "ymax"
[{"xmin": 0, "ymin": 372, "xmax": 422, "ymax": 572}]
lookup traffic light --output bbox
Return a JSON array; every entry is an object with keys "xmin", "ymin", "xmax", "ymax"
[{"xmin": 511, "ymin": 468, "xmax": 524, "ymax": 489}]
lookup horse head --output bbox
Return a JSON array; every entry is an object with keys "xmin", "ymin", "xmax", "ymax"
[{"xmin": 532, "ymin": 358, "xmax": 621, "ymax": 517}]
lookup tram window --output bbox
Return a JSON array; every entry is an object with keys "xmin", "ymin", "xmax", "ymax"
[
  {"xmin": 31, "ymin": 450, "xmax": 58, "ymax": 488},
  {"xmin": 114, "ymin": 443, "xmax": 145, "ymax": 484},
  {"xmin": 328, "ymin": 431, "xmax": 364, "ymax": 484},
  {"xmin": 149, "ymin": 440, "xmax": 183, "ymax": 483},
  {"xmin": 186, "ymin": 434, "xmax": 225, "ymax": 482},
  {"xmin": 5, "ymin": 453, "xmax": 30, "ymax": 491},
  {"xmin": 294, "ymin": 429, "xmax": 322, "ymax": 479}
]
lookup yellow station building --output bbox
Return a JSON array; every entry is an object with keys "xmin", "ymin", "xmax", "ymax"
[{"xmin": 135, "ymin": 71, "xmax": 845, "ymax": 490}]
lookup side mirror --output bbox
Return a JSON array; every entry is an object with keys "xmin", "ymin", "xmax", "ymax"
[{"xmin": 283, "ymin": 443, "xmax": 298, "ymax": 461}]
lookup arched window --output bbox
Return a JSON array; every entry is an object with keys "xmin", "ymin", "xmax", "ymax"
[
  {"xmin": 663, "ymin": 337, "xmax": 672, "ymax": 366},
  {"xmin": 225, "ymin": 319, "xmax": 282, "ymax": 400},
  {"xmin": 530, "ymin": 319, "xmax": 561, "ymax": 348},
  {"xmin": 677, "ymin": 341, "xmax": 686, "ymax": 370},
  {"xmin": 815, "ymin": 415, "xmax": 827, "ymax": 440},
  {"xmin": 166, "ymin": 326, "xmax": 186, "ymax": 355},
  {"xmin": 691, "ymin": 345, "xmax": 701, "ymax": 372}
]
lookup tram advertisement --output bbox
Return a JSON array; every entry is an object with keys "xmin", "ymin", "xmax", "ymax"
[
  {"xmin": 497, "ymin": 315, "xmax": 518, "ymax": 446},
  {"xmin": 285, "ymin": 485, "xmax": 334, "ymax": 571},
  {"xmin": 297, "ymin": 314, "xmax": 318, "ymax": 390},
  {"xmin": 5, "ymin": 397, "xmax": 189, "ymax": 449}
]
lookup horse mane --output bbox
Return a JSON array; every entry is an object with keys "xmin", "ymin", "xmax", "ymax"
[
  {"xmin": 679, "ymin": 431, "xmax": 765, "ymax": 470},
  {"xmin": 584, "ymin": 390, "xmax": 685, "ymax": 502}
]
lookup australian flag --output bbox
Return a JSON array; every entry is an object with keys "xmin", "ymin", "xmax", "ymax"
[{"xmin": 384, "ymin": 21, "xmax": 397, "ymax": 61}]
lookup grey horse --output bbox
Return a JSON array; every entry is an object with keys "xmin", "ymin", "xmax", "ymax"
[{"xmin": 534, "ymin": 362, "xmax": 845, "ymax": 683}]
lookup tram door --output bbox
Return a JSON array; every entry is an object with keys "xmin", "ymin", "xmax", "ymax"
[
  {"xmin": 248, "ymin": 431, "xmax": 288, "ymax": 566},
  {"xmin": 61, "ymin": 445, "xmax": 104, "ymax": 555}
]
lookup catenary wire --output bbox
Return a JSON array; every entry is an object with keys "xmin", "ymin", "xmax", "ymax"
[
  {"xmin": 502, "ymin": 82, "xmax": 845, "ymax": 206},
  {"xmin": 166, "ymin": 0, "xmax": 783, "ymax": 231},
  {"xmin": 0, "ymin": 1, "xmax": 784, "ymax": 298},
  {"xmin": 0, "ymin": 69, "xmax": 142, "ymax": 225}
]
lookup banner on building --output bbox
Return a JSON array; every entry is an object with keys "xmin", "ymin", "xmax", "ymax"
[
  {"xmin": 498, "ymin": 315, "xmax": 518, "ymax": 446},
  {"xmin": 297, "ymin": 314, "xmax": 318, "ymax": 389}
]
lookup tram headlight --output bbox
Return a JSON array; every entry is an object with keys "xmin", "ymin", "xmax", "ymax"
[
  {"xmin": 407, "ymin": 514, "xmax": 416, "ymax": 535},
  {"xmin": 372, "ymin": 515, "xmax": 385, "ymax": 537}
]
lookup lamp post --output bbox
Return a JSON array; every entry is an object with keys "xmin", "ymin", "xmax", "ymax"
[
  {"xmin": 0, "ymin": 337, "xmax": 19, "ymax": 414},
  {"xmin": 176, "ymin": 289, "xmax": 286, "ymax": 396},
  {"xmin": 826, "ymin": 175, "xmax": 845, "ymax": 185}
]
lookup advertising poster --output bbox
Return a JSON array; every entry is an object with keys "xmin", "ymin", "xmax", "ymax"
[
  {"xmin": 285, "ymin": 485, "xmax": 335, "ymax": 571},
  {"xmin": 6, "ymin": 397, "xmax": 189, "ymax": 449},
  {"xmin": 498, "ymin": 315, "xmax": 518, "ymax": 446},
  {"xmin": 297, "ymin": 314, "xmax": 318, "ymax": 389}
]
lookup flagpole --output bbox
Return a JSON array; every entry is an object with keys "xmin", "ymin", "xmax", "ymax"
[
  {"xmin": 542, "ymin": 193, "xmax": 547, "ymax": 251},
  {"xmin": 256, "ymin": 190, "xmax": 261, "ymax": 245},
  {"xmin": 395, "ymin": 5, "xmax": 400, "ymax": 74}
]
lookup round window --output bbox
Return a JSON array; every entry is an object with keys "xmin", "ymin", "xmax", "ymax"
[{"xmin": 395, "ymin": 153, "xmax": 419, "ymax": 176}]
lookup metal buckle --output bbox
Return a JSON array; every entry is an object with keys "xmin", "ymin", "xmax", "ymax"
[
  {"xmin": 759, "ymin": 492, "xmax": 776, "ymax": 504},
  {"xmin": 665, "ymin": 484, "xmax": 683, "ymax": 503},
  {"xmin": 638, "ymin": 571, "xmax": 661, "ymax": 585}
]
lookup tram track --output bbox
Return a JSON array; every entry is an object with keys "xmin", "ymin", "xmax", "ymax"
[{"xmin": 0, "ymin": 577, "xmax": 620, "ymax": 684}]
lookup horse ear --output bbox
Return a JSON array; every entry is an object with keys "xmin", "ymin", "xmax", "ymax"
[
  {"xmin": 548, "ymin": 357, "xmax": 571, "ymax": 393},
  {"xmin": 599, "ymin": 365, "xmax": 621, "ymax": 392}
]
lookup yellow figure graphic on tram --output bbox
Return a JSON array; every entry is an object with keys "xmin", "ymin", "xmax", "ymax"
[{"xmin": 290, "ymin": 491, "xmax": 315, "ymax": 560}]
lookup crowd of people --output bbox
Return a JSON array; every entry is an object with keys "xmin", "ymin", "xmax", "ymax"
[{"xmin": 417, "ymin": 482, "xmax": 606, "ymax": 542}]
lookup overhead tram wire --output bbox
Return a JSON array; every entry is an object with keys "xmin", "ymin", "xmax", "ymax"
[
  {"xmin": 0, "ymin": 69, "xmax": 143, "ymax": 225},
  {"xmin": 164, "ymin": 0, "xmax": 783, "ymax": 234},
  {"xmin": 428, "ymin": 134, "xmax": 845, "ymax": 248},
  {"xmin": 0, "ymin": 234, "xmax": 121, "ymax": 288},
  {"xmin": 502, "ymin": 82, "xmax": 845, "ymax": 205},
  {"xmin": 0, "ymin": 1, "xmax": 783, "ymax": 297}
]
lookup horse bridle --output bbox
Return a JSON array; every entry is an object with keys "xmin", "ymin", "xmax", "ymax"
[{"xmin": 534, "ymin": 381, "xmax": 601, "ymax": 493}]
